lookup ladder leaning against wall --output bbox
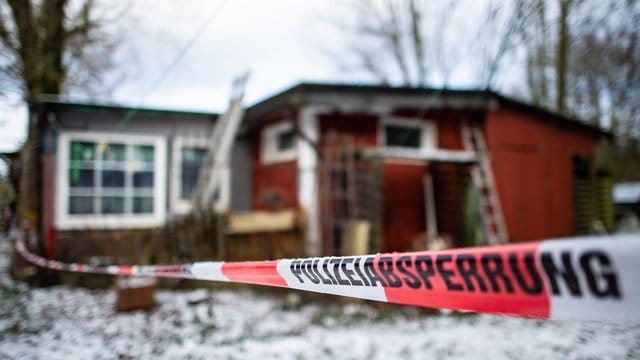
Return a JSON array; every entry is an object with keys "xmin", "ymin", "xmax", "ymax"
[
  {"xmin": 461, "ymin": 122, "xmax": 509, "ymax": 244},
  {"xmin": 192, "ymin": 73, "xmax": 250, "ymax": 211}
]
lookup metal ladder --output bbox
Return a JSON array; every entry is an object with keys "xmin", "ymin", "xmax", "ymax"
[
  {"xmin": 461, "ymin": 122, "xmax": 508, "ymax": 244},
  {"xmin": 192, "ymin": 73, "xmax": 250, "ymax": 210}
]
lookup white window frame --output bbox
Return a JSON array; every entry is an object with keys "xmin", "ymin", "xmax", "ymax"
[
  {"xmin": 55, "ymin": 131, "xmax": 167, "ymax": 229},
  {"xmin": 171, "ymin": 137, "xmax": 210, "ymax": 214},
  {"xmin": 379, "ymin": 116, "xmax": 437, "ymax": 151},
  {"xmin": 261, "ymin": 121, "xmax": 297, "ymax": 164}
]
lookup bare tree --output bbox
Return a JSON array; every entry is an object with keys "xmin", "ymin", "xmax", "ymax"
[
  {"xmin": 334, "ymin": 0, "xmax": 521, "ymax": 89},
  {"xmin": 570, "ymin": 1, "xmax": 639, "ymax": 129},
  {"xmin": 569, "ymin": 1, "xmax": 640, "ymax": 179},
  {"xmin": 342, "ymin": 0, "xmax": 427, "ymax": 86},
  {"xmin": 514, "ymin": 0, "xmax": 639, "ymax": 127},
  {"xmin": 511, "ymin": 0, "xmax": 640, "ymax": 179},
  {"xmin": 476, "ymin": 0, "xmax": 527, "ymax": 88},
  {"xmin": 0, "ymin": 0, "xmax": 124, "ymax": 233},
  {"xmin": 513, "ymin": 0, "xmax": 557, "ymax": 110},
  {"xmin": 0, "ymin": 0, "xmax": 122, "ymax": 101}
]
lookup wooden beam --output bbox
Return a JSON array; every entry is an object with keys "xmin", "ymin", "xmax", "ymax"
[{"xmin": 359, "ymin": 147, "xmax": 477, "ymax": 163}]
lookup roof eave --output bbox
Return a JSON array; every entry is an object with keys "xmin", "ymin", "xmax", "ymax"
[
  {"xmin": 491, "ymin": 92, "xmax": 612, "ymax": 138},
  {"xmin": 32, "ymin": 97, "xmax": 220, "ymax": 119}
]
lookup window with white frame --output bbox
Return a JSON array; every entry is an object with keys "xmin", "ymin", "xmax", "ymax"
[
  {"xmin": 261, "ymin": 121, "xmax": 297, "ymax": 164},
  {"xmin": 56, "ymin": 132, "xmax": 166, "ymax": 229},
  {"xmin": 381, "ymin": 117, "xmax": 436, "ymax": 150},
  {"xmin": 171, "ymin": 137, "xmax": 210, "ymax": 213},
  {"xmin": 180, "ymin": 148, "xmax": 208, "ymax": 199}
]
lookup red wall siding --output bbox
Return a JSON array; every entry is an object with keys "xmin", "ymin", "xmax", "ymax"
[
  {"xmin": 318, "ymin": 113, "xmax": 378, "ymax": 147},
  {"xmin": 436, "ymin": 116, "xmax": 464, "ymax": 150},
  {"xmin": 486, "ymin": 108, "xmax": 600, "ymax": 242},
  {"xmin": 251, "ymin": 122, "xmax": 298, "ymax": 211},
  {"xmin": 382, "ymin": 162, "xmax": 428, "ymax": 251}
]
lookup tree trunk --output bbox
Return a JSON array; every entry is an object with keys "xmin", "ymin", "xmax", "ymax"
[
  {"xmin": 556, "ymin": 0, "xmax": 570, "ymax": 114},
  {"xmin": 40, "ymin": 0, "xmax": 67, "ymax": 95},
  {"xmin": 10, "ymin": 1, "xmax": 67, "ymax": 251},
  {"xmin": 18, "ymin": 105, "xmax": 42, "ymax": 237}
]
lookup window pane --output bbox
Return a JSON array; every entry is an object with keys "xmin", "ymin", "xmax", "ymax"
[
  {"xmin": 70, "ymin": 141, "xmax": 96, "ymax": 161},
  {"xmin": 277, "ymin": 129, "xmax": 295, "ymax": 151},
  {"xmin": 69, "ymin": 169, "xmax": 94, "ymax": 187},
  {"xmin": 385, "ymin": 124, "xmax": 421, "ymax": 148},
  {"xmin": 102, "ymin": 170, "xmax": 125, "ymax": 188},
  {"xmin": 133, "ymin": 197, "xmax": 153, "ymax": 213},
  {"xmin": 134, "ymin": 145, "xmax": 154, "ymax": 163},
  {"xmin": 101, "ymin": 196, "xmax": 124, "ymax": 214},
  {"xmin": 181, "ymin": 148, "xmax": 207, "ymax": 199},
  {"xmin": 133, "ymin": 171, "xmax": 154, "ymax": 188},
  {"xmin": 101, "ymin": 143, "xmax": 125, "ymax": 162},
  {"xmin": 69, "ymin": 196, "xmax": 94, "ymax": 214}
]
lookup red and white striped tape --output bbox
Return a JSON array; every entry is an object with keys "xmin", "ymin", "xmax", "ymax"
[{"xmin": 16, "ymin": 234, "xmax": 640, "ymax": 322}]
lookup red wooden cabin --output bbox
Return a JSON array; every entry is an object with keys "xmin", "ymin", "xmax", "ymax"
[{"xmin": 244, "ymin": 83, "xmax": 610, "ymax": 256}]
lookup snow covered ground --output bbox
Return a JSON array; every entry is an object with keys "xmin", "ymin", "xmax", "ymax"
[{"xmin": 1, "ymin": 235, "xmax": 639, "ymax": 359}]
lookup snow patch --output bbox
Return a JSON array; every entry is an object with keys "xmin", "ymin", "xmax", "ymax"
[{"xmin": 1, "ymin": 236, "xmax": 639, "ymax": 359}]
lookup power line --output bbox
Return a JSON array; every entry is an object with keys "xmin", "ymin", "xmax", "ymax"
[{"xmin": 114, "ymin": 0, "xmax": 230, "ymax": 131}]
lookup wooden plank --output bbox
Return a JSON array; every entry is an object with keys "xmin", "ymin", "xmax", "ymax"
[
  {"xmin": 228, "ymin": 209, "xmax": 299, "ymax": 234},
  {"xmin": 360, "ymin": 147, "xmax": 477, "ymax": 163}
]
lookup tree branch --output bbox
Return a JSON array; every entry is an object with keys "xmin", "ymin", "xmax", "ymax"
[
  {"xmin": 386, "ymin": 1, "xmax": 411, "ymax": 85},
  {"xmin": 408, "ymin": 0, "xmax": 426, "ymax": 86},
  {"xmin": 0, "ymin": 5, "xmax": 15, "ymax": 50},
  {"xmin": 6, "ymin": 0, "xmax": 39, "ymax": 100}
]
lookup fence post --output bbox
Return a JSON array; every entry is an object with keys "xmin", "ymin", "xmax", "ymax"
[{"xmin": 216, "ymin": 213, "xmax": 226, "ymax": 260}]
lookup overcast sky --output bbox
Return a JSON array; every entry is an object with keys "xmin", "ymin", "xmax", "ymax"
[
  {"xmin": 0, "ymin": 0, "xmax": 489, "ymax": 155},
  {"xmin": 1, "ymin": 0, "xmax": 337, "ymax": 153}
]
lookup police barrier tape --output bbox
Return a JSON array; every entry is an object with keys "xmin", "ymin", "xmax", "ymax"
[{"xmin": 15, "ymin": 234, "xmax": 640, "ymax": 322}]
